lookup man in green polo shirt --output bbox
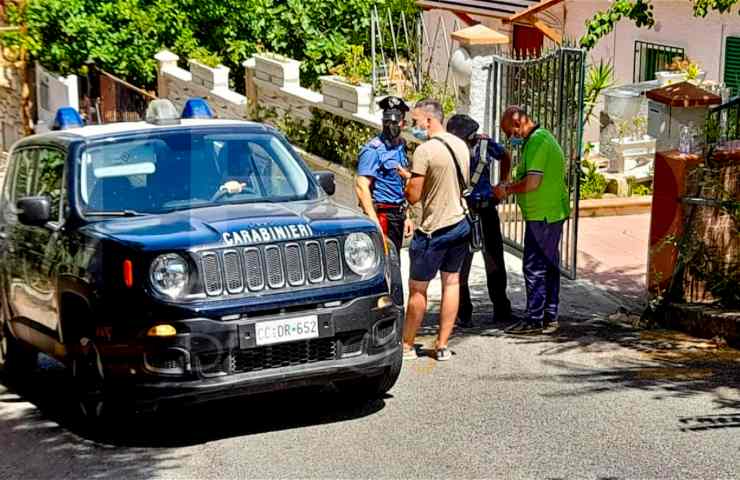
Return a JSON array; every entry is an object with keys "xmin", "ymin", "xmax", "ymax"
[{"xmin": 493, "ymin": 106, "xmax": 570, "ymax": 334}]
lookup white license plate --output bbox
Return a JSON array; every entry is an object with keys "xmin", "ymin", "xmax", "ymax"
[{"xmin": 255, "ymin": 315, "xmax": 319, "ymax": 346}]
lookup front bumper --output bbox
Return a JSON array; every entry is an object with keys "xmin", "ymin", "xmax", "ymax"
[{"xmin": 102, "ymin": 294, "xmax": 402, "ymax": 405}]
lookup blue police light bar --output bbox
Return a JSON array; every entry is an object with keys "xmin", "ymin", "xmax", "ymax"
[
  {"xmin": 181, "ymin": 97, "xmax": 214, "ymax": 119},
  {"xmin": 52, "ymin": 107, "xmax": 84, "ymax": 131}
]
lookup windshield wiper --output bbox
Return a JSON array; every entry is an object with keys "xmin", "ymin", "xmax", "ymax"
[{"xmin": 86, "ymin": 210, "xmax": 148, "ymax": 217}]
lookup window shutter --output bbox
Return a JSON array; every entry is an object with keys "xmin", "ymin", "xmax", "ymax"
[{"xmin": 724, "ymin": 36, "xmax": 740, "ymax": 96}]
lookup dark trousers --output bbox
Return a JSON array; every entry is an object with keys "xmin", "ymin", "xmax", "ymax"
[
  {"xmin": 459, "ymin": 206, "xmax": 512, "ymax": 322},
  {"xmin": 377, "ymin": 208, "xmax": 405, "ymax": 255},
  {"xmin": 523, "ymin": 220, "xmax": 564, "ymax": 325}
]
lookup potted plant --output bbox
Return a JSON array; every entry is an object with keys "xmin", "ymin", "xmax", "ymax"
[
  {"xmin": 610, "ymin": 115, "xmax": 656, "ymax": 174},
  {"xmin": 655, "ymin": 56, "xmax": 706, "ymax": 86},
  {"xmin": 188, "ymin": 47, "xmax": 229, "ymax": 89},
  {"xmin": 320, "ymin": 45, "xmax": 373, "ymax": 114},
  {"xmin": 253, "ymin": 52, "xmax": 301, "ymax": 88}
]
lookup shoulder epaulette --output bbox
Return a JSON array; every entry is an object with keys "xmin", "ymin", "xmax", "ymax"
[{"xmin": 367, "ymin": 137, "xmax": 384, "ymax": 149}]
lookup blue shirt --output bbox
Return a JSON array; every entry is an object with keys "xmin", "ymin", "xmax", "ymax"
[
  {"xmin": 357, "ymin": 134, "xmax": 408, "ymax": 204},
  {"xmin": 469, "ymin": 136, "xmax": 506, "ymax": 202}
]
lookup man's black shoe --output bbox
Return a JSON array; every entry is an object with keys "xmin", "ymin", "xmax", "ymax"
[
  {"xmin": 504, "ymin": 321, "xmax": 542, "ymax": 335},
  {"xmin": 456, "ymin": 317, "xmax": 474, "ymax": 329},
  {"xmin": 543, "ymin": 319, "xmax": 560, "ymax": 334}
]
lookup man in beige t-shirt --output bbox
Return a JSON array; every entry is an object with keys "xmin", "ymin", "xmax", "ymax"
[{"xmin": 396, "ymin": 98, "xmax": 471, "ymax": 361}]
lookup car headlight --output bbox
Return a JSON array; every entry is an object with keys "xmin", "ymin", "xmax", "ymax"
[
  {"xmin": 344, "ymin": 232, "xmax": 379, "ymax": 277},
  {"xmin": 150, "ymin": 253, "xmax": 190, "ymax": 299}
]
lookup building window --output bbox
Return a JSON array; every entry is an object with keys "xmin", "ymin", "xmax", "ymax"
[
  {"xmin": 633, "ymin": 41, "xmax": 685, "ymax": 83},
  {"xmin": 724, "ymin": 36, "xmax": 740, "ymax": 96}
]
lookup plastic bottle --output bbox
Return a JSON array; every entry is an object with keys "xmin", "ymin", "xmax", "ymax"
[{"xmin": 679, "ymin": 125, "xmax": 691, "ymax": 154}]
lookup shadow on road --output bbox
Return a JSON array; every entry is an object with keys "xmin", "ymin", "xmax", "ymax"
[
  {"xmin": 0, "ymin": 361, "xmax": 387, "ymax": 455},
  {"xmin": 0, "ymin": 378, "xmax": 181, "ymax": 479},
  {"xmin": 481, "ymin": 319, "xmax": 740, "ymax": 429}
]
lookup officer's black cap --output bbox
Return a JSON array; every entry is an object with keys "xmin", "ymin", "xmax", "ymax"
[
  {"xmin": 378, "ymin": 96, "xmax": 409, "ymax": 122},
  {"xmin": 446, "ymin": 114, "xmax": 479, "ymax": 140}
]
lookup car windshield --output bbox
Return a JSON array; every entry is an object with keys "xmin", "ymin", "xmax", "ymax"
[{"xmin": 78, "ymin": 130, "xmax": 318, "ymax": 214}]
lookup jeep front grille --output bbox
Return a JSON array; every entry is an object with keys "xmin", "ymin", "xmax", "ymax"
[
  {"xmin": 197, "ymin": 338, "xmax": 336, "ymax": 375},
  {"xmin": 198, "ymin": 239, "xmax": 346, "ymax": 298}
]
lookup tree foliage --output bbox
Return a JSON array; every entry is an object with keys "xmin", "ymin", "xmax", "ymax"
[
  {"xmin": 580, "ymin": 0, "xmax": 740, "ymax": 50},
  {"xmin": 2, "ymin": 0, "xmax": 416, "ymax": 88},
  {"xmin": 579, "ymin": 0, "xmax": 655, "ymax": 50}
]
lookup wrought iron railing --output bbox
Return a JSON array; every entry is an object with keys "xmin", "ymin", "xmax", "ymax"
[
  {"xmin": 633, "ymin": 40, "xmax": 684, "ymax": 83},
  {"xmin": 487, "ymin": 47, "xmax": 586, "ymax": 280},
  {"xmin": 79, "ymin": 65, "xmax": 157, "ymax": 124},
  {"xmin": 705, "ymin": 96, "xmax": 740, "ymax": 153}
]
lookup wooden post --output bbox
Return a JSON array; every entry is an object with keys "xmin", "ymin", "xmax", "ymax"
[{"xmin": 243, "ymin": 58, "xmax": 257, "ymax": 119}]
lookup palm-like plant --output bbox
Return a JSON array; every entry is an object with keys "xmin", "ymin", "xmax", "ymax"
[{"xmin": 584, "ymin": 59, "xmax": 614, "ymax": 126}]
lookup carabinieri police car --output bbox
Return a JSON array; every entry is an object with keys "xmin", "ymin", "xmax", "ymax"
[{"xmin": 0, "ymin": 98, "xmax": 404, "ymax": 416}]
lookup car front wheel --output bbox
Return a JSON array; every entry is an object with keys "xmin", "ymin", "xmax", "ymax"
[{"xmin": 336, "ymin": 350, "xmax": 403, "ymax": 399}]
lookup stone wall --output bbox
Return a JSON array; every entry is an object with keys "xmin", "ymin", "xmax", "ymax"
[
  {"xmin": 155, "ymin": 49, "xmax": 388, "ymax": 134},
  {"xmin": 0, "ymin": 54, "xmax": 23, "ymax": 152},
  {"xmin": 155, "ymin": 50, "xmax": 248, "ymax": 120}
]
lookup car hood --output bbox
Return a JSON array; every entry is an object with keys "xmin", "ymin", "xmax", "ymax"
[{"xmin": 82, "ymin": 200, "xmax": 375, "ymax": 251}]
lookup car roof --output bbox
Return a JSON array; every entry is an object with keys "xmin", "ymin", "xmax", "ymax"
[{"xmin": 12, "ymin": 119, "xmax": 270, "ymax": 149}]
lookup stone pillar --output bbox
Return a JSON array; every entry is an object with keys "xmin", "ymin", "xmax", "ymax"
[
  {"xmin": 154, "ymin": 50, "xmax": 179, "ymax": 98},
  {"xmin": 450, "ymin": 25, "xmax": 509, "ymax": 136},
  {"xmin": 243, "ymin": 58, "xmax": 257, "ymax": 119}
]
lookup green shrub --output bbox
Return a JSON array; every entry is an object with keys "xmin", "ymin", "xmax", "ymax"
[
  {"xmin": 580, "ymin": 158, "xmax": 608, "ymax": 199},
  {"xmin": 189, "ymin": 47, "xmax": 222, "ymax": 68},
  {"xmin": 252, "ymin": 105, "xmax": 377, "ymax": 171},
  {"xmin": 10, "ymin": 0, "xmax": 416, "ymax": 89},
  {"xmin": 330, "ymin": 45, "xmax": 373, "ymax": 86},
  {"xmin": 406, "ymin": 76, "xmax": 457, "ymax": 116},
  {"xmin": 627, "ymin": 176, "xmax": 653, "ymax": 196}
]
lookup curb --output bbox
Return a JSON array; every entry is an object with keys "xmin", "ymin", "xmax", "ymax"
[
  {"xmin": 662, "ymin": 303, "xmax": 740, "ymax": 348},
  {"xmin": 579, "ymin": 196, "xmax": 652, "ymax": 217}
]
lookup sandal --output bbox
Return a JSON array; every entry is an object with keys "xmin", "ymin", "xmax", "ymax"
[
  {"xmin": 403, "ymin": 345, "xmax": 418, "ymax": 360},
  {"xmin": 435, "ymin": 345, "xmax": 452, "ymax": 362}
]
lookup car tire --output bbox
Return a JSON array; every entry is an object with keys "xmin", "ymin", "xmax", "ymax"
[
  {"xmin": 336, "ymin": 349, "xmax": 403, "ymax": 399},
  {"xmin": 1, "ymin": 323, "xmax": 38, "ymax": 381},
  {"xmin": 69, "ymin": 337, "xmax": 108, "ymax": 420}
]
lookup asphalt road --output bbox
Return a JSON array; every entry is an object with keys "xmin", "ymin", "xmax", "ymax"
[
  {"xmin": 1, "ymin": 313, "xmax": 739, "ymax": 479},
  {"xmin": 1, "ymin": 160, "xmax": 739, "ymax": 479}
]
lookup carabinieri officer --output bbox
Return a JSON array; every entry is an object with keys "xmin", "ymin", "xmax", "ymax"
[{"xmin": 354, "ymin": 96, "xmax": 414, "ymax": 254}]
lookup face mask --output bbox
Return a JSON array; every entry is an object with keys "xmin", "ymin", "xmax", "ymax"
[
  {"xmin": 510, "ymin": 136, "xmax": 524, "ymax": 147},
  {"xmin": 411, "ymin": 127, "xmax": 429, "ymax": 141},
  {"xmin": 383, "ymin": 122, "xmax": 402, "ymax": 140}
]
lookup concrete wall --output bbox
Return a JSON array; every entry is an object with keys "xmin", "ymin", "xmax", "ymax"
[
  {"xmin": 565, "ymin": 0, "xmax": 740, "ymax": 143},
  {"xmin": 564, "ymin": 0, "xmax": 740, "ymax": 85},
  {"xmin": 155, "ymin": 50, "xmax": 249, "ymax": 120},
  {"xmin": 35, "ymin": 63, "xmax": 78, "ymax": 134},
  {"xmin": 0, "ymin": 53, "xmax": 23, "ymax": 152}
]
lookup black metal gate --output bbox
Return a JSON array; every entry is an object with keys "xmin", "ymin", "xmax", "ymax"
[{"xmin": 487, "ymin": 47, "xmax": 586, "ymax": 280}]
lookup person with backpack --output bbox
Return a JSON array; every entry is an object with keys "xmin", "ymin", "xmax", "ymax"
[{"xmin": 446, "ymin": 114, "xmax": 513, "ymax": 328}]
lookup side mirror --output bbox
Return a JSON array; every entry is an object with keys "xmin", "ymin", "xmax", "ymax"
[
  {"xmin": 17, "ymin": 196, "xmax": 52, "ymax": 227},
  {"xmin": 314, "ymin": 171, "xmax": 336, "ymax": 196}
]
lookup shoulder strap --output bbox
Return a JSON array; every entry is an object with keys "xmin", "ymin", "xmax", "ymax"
[
  {"xmin": 470, "ymin": 138, "xmax": 489, "ymax": 187},
  {"xmin": 431, "ymin": 137, "xmax": 469, "ymax": 213}
]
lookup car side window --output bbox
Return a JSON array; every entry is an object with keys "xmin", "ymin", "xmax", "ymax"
[
  {"xmin": 11, "ymin": 149, "xmax": 36, "ymax": 204},
  {"xmin": 35, "ymin": 148, "xmax": 65, "ymax": 220}
]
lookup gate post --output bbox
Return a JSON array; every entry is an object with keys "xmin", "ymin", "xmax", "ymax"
[
  {"xmin": 450, "ymin": 25, "xmax": 508, "ymax": 134},
  {"xmin": 155, "ymin": 50, "xmax": 179, "ymax": 99}
]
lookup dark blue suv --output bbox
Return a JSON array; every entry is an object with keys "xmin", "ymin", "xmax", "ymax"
[{"xmin": 0, "ymin": 101, "xmax": 404, "ymax": 416}]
